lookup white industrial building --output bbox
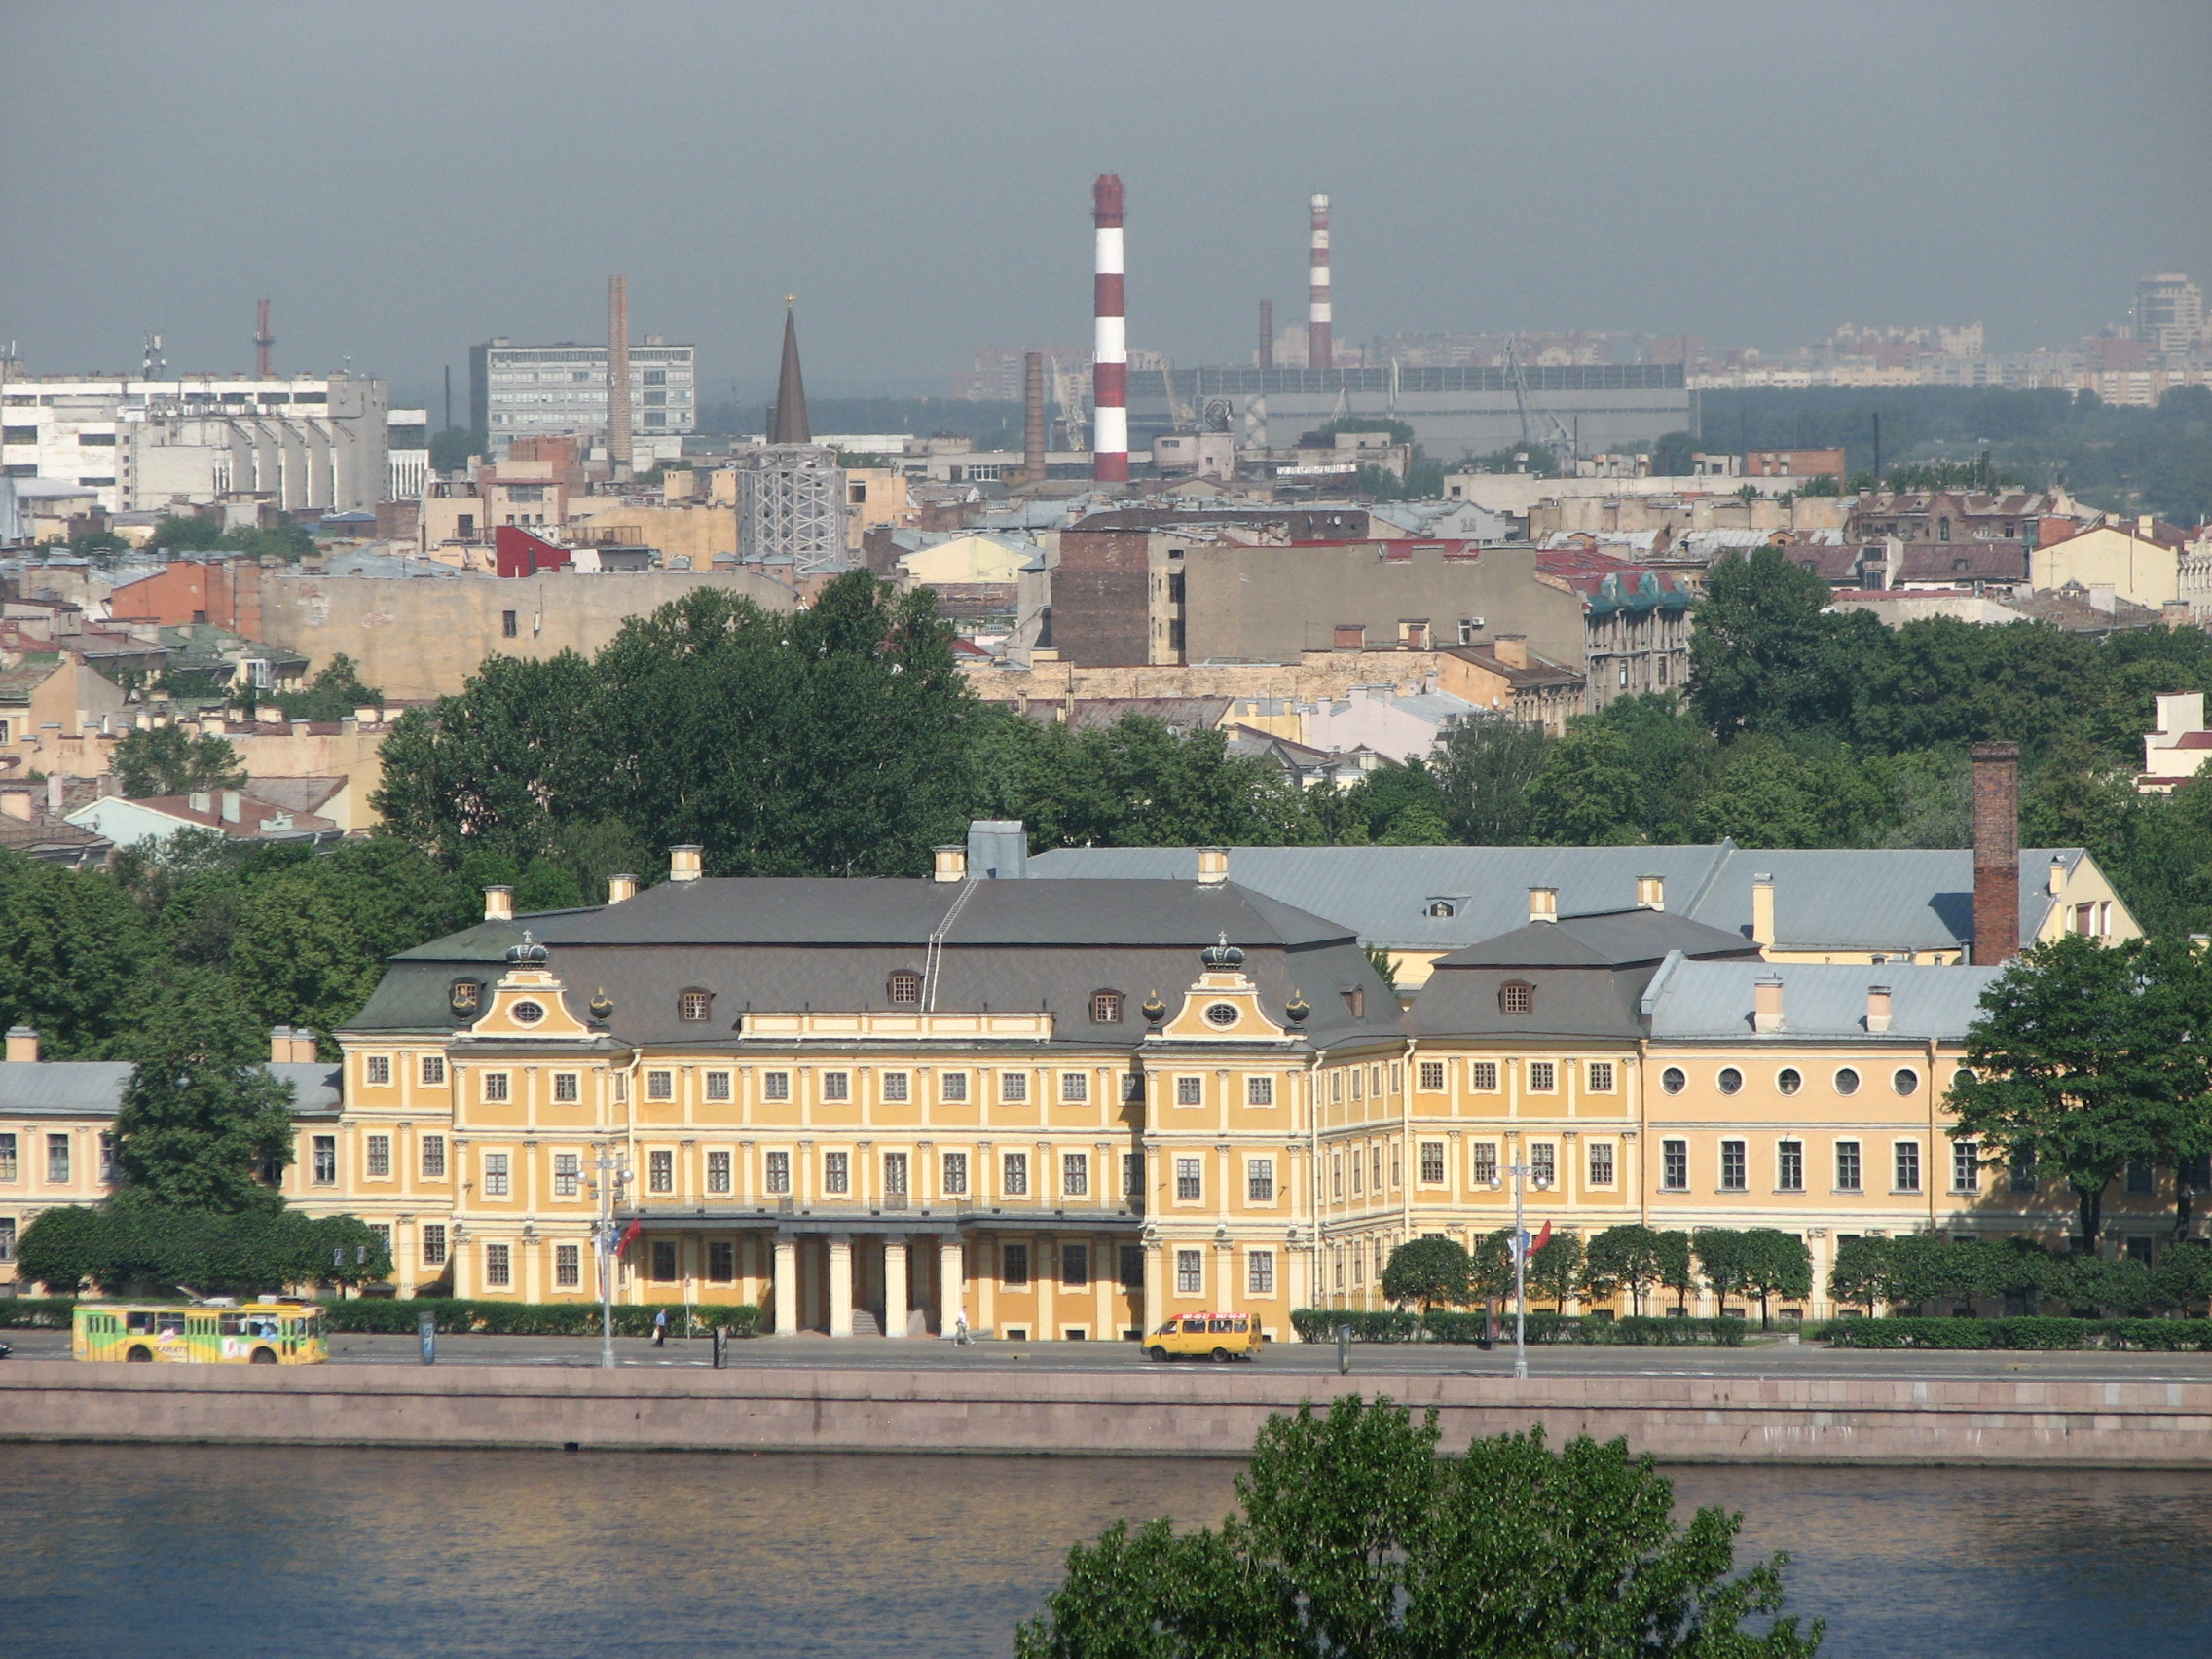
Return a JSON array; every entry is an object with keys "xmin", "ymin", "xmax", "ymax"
[
  {"xmin": 467, "ymin": 337, "xmax": 695, "ymax": 461},
  {"xmin": 0, "ymin": 374, "xmax": 389, "ymax": 514}
]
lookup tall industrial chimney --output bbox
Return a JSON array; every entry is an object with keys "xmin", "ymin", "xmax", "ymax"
[
  {"xmin": 254, "ymin": 298, "xmax": 274, "ymax": 379},
  {"xmin": 1972, "ymin": 741, "xmax": 2020, "ymax": 964},
  {"xmin": 607, "ymin": 274, "xmax": 632, "ymax": 473},
  {"xmin": 1091, "ymin": 174, "xmax": 1128, "ymax": 484},
  {"xmin": 1308, "ymin": 194, "xmax": 1333, "ymax": 371},
  {"xmin": 1259, "ymin": 299, "xmax": 1274, "ymax": 370},
  {"xmin": 1023, "ymin": 350, "xmax": 1047, "ymax": 480}
]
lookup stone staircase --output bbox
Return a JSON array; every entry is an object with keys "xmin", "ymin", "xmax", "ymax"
[{"xmin": 848, "ymin": 1309, "xmax": 881, "ymax": 1338}]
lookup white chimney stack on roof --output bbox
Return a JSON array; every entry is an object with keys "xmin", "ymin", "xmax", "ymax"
[
  {"xmin": 933, "ymin": 845, "xmax": 968, "ymax": 884},
  {"xmin": 1637, "ymin": 873, "xmax": 1664, "ymax": 911},
  {"xmin": 669, "ymin": 845, "xmax": 703, "ymax": 883},
  {"xmin": 1197, "ymin": 846, "xmax": 1230, "ymax": 887},
  {"xmin": 1751, "ymin": 874, "xmax": 1776, "ymax": 948},
  {"xmin": 483, "ymin": 885, "xmax": 513, "ymax": 922},
  {"xmin": 6, "ymin": 1025, "xmax": 39, "ymax": 1063},
  {"xmin": 1529, "ymin": 886, "xmax": 1559, "ymax": 925},
  {"xmin": 1753, "ymin": 975, "xmax": 1785, "ymax": 1033},
  {"xmin": 1865, "ymin": 984, "xmax": 1893, "ymax": 1034},
  {"xmin": 607, "ymin": 873, "xmax": 638, "ymax": 904}
]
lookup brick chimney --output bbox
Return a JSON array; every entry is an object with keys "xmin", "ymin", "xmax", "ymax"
[
  {"xmin": 483, "ymin": 885, "xmax": 513, "ymax": 922},
  {"xmin": 6, "ymin": 1025, "xmax": 39, "ymax": 1062},
  {"xmin": 1972, "ymin": 741, "xmax": 2020, "ymax": 964},
  {"xmin": 607, "ymin": 873, "xmax": 638, "ymax": 904},
  {"xmin": 269, "ymin": 1024, "xmax": 293, "ymax": 1063},
  {"xmin": 669, "ymin": 845, "xmax": 703, "ymax": 883},
  {"xmin": 1865, "ymin": 984, "xmax": 1893, "ymax": 1034},
  {"xmin": 291, "ymin": 1027, "xmax": 319, "ymax": 1062},
  {"xmin": 1752, "ymin": 975, "xmax": 1784, "ymax": 1032},
  {"xmin": 1751, "ymin": 874, "xmax": 1775, "ymax": 948}
]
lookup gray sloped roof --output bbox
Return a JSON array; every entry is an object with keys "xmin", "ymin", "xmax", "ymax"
[
  {"xmin": 1433, "ymin": 908, "xmax": 1761, "ymax": 970},
  {"xmin": 1024, "ymin": 844, "xmax": 2095, "ymax": 957},
  {"xmin": 0, "ymin": 1061, "xmax": 339, "ymax": 1117},
  {"xmin": 1645, "ymin": 961, "xmax": 2004, "ymax": 1042}
]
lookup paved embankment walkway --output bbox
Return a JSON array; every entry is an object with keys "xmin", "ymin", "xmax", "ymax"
[{"xmin": 2, "ymin": 1360, "xmax": 2208, "ymax": 1465}]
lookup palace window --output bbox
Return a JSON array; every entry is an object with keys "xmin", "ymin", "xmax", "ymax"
[
  {"xmin": 484, "ymin": 1072, "xmax": 511, "ymax": 1103},
  {"xmin": 1333, "ymin": 1152, "xmax": 1345, "ymax": 1198},
  {"xmin": 1953, "ymin": 1140, "xmax": 1980, "ymax": 1194},
  {"xmin": 2009, "ymin": 1149, "xmax": 2036, "ymax": 1193},
  {"xmin": 421, "ymin": 1135, "xmax": 447, "ymax": 1179},
  {"xmin": 1500, "ymin": 981, "xmax": 1533, "ymax": 1015},
  {"xmin": 649, "ymin": 1241, "xmax": 677, "ymax": 1282},
  {"xmin": 1530, "ymin": 1143, "xmax": 1556, "ymax": 1188},
  {"xmin": 1472, "ymin": 1142, "xmax": 1498, "ymax": 1186},
  {"xmin": 1661, "ymin": 1066, "xmax": 1686, "ymax": 1094},
  {"xmin": 1419, "ymin": 1060, "xmax": 1446, "ymax": 1091},
  {"xmin": 365, "ymin": 1055, "xmax": 390, "ymax": 1086},
  {"xmin": 366, "ymin": 1135, "xmax": 391, "ymax": 1178},
  {"xmin": 823, "ymin": 1152, "xmax": 850, "ymax": 1195},
  {"xmin": 888, "ymin": 972, "xmax": 921, "ymax": 1006},
  {"xmin": 1061, "ymin": 1072, "xmax": 1088, "ymax": 1104},
  {"xmin": 485, "ymin": 1244, "xmax": 511, "ymax": 1288},
  {"xmin": 1587, "ymin": 1061, "xmax": 1615, "ymax": 1092},
  {"xmin": 1247, "ymin": 1158, "xmax": 1274, "ymax": 1202},
  {"xmin": 1003, "ymin": 1243, "xmax": 1030, "ymax": 1288},
  {"xmin": 1120, "ymin": 1246, "xmax": 1144, "ymax": 1289},
  {"xmin": 1175, "ymin": 1158, "xmax": 1201, "ymax": 1201},
  {"xmin": 646, "ymin": 1071, "xmax": 673, "ymax": 1102},
  {"xmin": 764, "ymin": 1072, "xmax": 791, "ymax": 1101},
  {"xmin": 556, "ymin": 1244, "xmax": 581, "ymax": 1288},
  {"xmin": 884, "ymin": 1152, "xmax": 908, "ymax": 1197},
  {"xmin": 646, "ymin": 1150, "xmax": 673, "ymax": 1194},
  {"xmin": 941, "ymin": 1151, "xmax": 969, "ymax": 1195},
  {"xmin": 1123, "ymin": 1152, "xmax": 1142, "ymax": 1197},
  {"xmin": 422, "ymin": 1055, "xmax": 446, "ymax": 1086},
  {"xmin": 1894, "ymin": 1142, "xmax": 1922, "ymax": 1193},
  {"xmin": 1719, "ymin": 1140, "xmax": 1746, "ymax": 1192},
  {"xmin": 1469, "ymin": 1060, "xmax": 1499, "ymax": 1091},
  {"xmin": 1778, "ymin": 1140, "xmax": 1804, "ymax": 1192},
  {"xmin": 824, "ymin": 1071, "xmax": 851, "ymax": 1102},
  {"xmin": 554, "ymin": 1152, "xmax": 580, "ymax": 1197},
  {"xmin": 1247, "ymin": 1075, "xmax": 1273, "ymax": 1105},
  {"xmin": 1061, "ymin": 1243, "xmax": 1089, "ymax": 1288},
  {"xmin": 483, "ymin": 1152, "xmax": 510, "ymax": 1197},
  {"xmin": 1528, "ymin": 1061, "xmax": 1557, "ymax": 1092},
  {"xmin": 1176, "ymin": 1249, "xmax": 1203, "ymax": 1296},
  {"xmin": 1893, "ymin": 1069, "xmax": 1920, "ymax": 1096},
  {"xmin": 1000, "ymin": 1072, "xmax": 1028, "ymax": 1103},
  {"xmin": 1777, "ymin": 1067, "xmax": 1802, "ymax": 1096},
  {"xmin": 0, "ymin": 1133, "xmax": 17, "ymax": 1182},
  {"xmin": 1247, "ymin": 1250, "xmax": 1275, "ymax": 1297},
  {"xmin": 553, "ymin": 1072, "xmax": 579, "ymax": 1103},
  {"xmin": 422, "ymin": 1225, "xmax": 447, "ymax": 1267},
  {"xmin": 765, "ymin": 1151, "xmax": 791, "ymax": 1194},
  {"xmin": 707, "ymin": 1242, "xmax": 734, "ymax": 1283},
  {"xmin": 706, "ymin": 1071, "xmax": 731, "ymax": 1101},
  {"xmin": 310, "ymin": 1137, "xmax": 336, "ymax": 1185},
  {"xmin": 1833, "ymin": 1068, "xmax": 1861, "ymax": 1096},
  {"xmin": 1091, "ymin": 990, "xmax": 1124, "ymax": 1024},
  {"xmin": 941, "ymin": 1072, "xmax": 969, "ymax": 1102},
  {"xmin": 679, "ymin": 990, "xmax": 711, "ymax": 1022},
  {"xmin": 1836, "ymin": 1141, "xmax": 1862, "ymax": 1192},
  {"xmin": 1061, "ymin": 1152, "xmax": 1088, "ymax": 1197},
  {"xmin": 1717, "ymin": 1068, "xmax": 1743, "ymax": 1096},
  {"xmin": 1419, "ymin": 1141, "xmax": 1445, "ymax": 1184},
  {"xmin": 1176, "ymin": 1076, "xmax": 1202, "ymax": 1106},
  {"xmin": 882, "ymin": 1072, "xmax": 909, "ymax": 1102},
  {"xmin": 1662, "ymin": 1139, "xmax": 1688, "ymax": 1192},
  {"xmin": 1002, "ymin": 1152, "xmax": 1028, "ymax": 1196},
  {"xmin": 1588, "ymin": 1142, "xmax": 1615, "ymax": 1186}
]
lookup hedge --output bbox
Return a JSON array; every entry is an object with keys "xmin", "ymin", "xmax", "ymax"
[
  {"xmin": 0, "ymin": 1298, "xmax": 81, "ymax": 1329},
  {"xmin": 1289, "ymin": 1309, "xmax": 1748, "ymax": 1346},
  {"xmin": 1817, "ymin": 1316, "xmax": 2212, "ymax": 1351},
  {"xmin": 318, "ymin": 1299, "xmax": 764, "ymax": 1338}
]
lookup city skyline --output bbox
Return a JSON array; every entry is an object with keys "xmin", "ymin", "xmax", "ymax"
[{"xmin": 4, "ymin": 1, "xmax": 2208, "ymax": 404}]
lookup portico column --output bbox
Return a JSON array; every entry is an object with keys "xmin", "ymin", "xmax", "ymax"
[
  {"xmin": 772, "ymin": 1236, "xmax": 798, "ymax": 1336},
  {"xmin": 828, "ymin": 1233, "xmax": 855, "ymax": 1339},
  {"xmin": 939, "ymin": 1237, "xmax": 964, "ymax": 1336},
  {"xmin": 883, "ymin": 1236, "xmax": 909, "ymax": 1339},
  {"xmin": 1141, "ymin": 1237, "xmax": 1163, "ymax": 1337}
]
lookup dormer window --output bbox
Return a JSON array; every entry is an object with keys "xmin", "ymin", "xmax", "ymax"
[
  {"xmin": 1425, "ymin": 900, "xmax": 1456, "ymax": 919},
  {"xmin": 450, "ymin": 979, "xmax": 482, "ymax": 1015},
  {"xmin": 888, "ymin": 972, "xmax": 921, "ymax": 1006},
  {"xmin": 1500, "ymin": 981, "xmax": 1534, "ymax": 1015},
  {"xmin": 679, "ymin": 989, "xmax": 712, "ymax": 1023},
  {"xmin": 1090, "ymin": 990, "xmax": 1124, "ymax": 1025}
]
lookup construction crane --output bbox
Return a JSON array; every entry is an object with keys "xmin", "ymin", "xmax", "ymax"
[
  {"xmin": 1504, "ymin": 334, "xmax": 1575, "ymax": 467},
  {"xmin": 1156, "ymin": 353, "xmax": 1194, "ymax": 431},
  {"xmin": 254, "ymin": 299, "xmax": 275, "ymax": 379}
]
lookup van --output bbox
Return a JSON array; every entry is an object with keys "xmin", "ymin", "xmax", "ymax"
[{"xmin": 1145, "ymin": 1311, "xmax": 1263, "ymax": 1362}]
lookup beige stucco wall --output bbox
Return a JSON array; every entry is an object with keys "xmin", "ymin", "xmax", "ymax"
[
  {"xmin": 255, "ymin": 569, "xmax": 800, "ymax": 700},
  {"xmin": 2030, "ymin": 526, "xmax": 2182, "ymax": 607}
]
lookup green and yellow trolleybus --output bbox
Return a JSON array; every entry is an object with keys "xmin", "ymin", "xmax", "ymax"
[{"xmin": 73, "ymin": 1302, "xmax": 328, "ymax": 1365}]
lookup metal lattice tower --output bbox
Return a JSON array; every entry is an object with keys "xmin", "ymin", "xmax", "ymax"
[{"xmin": 737, "ymin": 445, "xmax": 848, "ymax": 575}]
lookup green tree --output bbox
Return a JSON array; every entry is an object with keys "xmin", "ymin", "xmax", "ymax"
[
  {"xmin": 1656, "ymin": 1229, "xmax": 1698, "ymax": 1313},
  {"xmin": 1015, "ymin": 1397, "xmax": 1822, "ymax": 1659},
  {"xmin": 111, "ymin": 724, "xmax": 246, "ymax": 798},
  {"xmin": 0, "ymin": 848, "xmax": 158, "ymax": 1057},
  {"xmin": 1736, "ymin": 1229, "xmax": 1814, "ymax": 1329},
  {"xmin": 1430, "ymin": 717, "xmax": 1551, "ymax": 844},
  {"xmin": 429, "ymin": 425, "xmax": 489, "ymax": 473},
  {"xmin": 2060, "ymin": 1253, "xmax": 2157, "ymax": 1317},
  {"xmin": 1526, "ymin": 1228, "xmax": 1584, "ymax": 1313},
  {"xmin": 1686, "ymin": 547, "xmax": 1883, "ymax": 741},
  {"xmin": 1584, "ymin": 1224, "xmax": 1669, "ymax": 1315},
  {"xmin": 1949, "ymin": 935, "xmax": 2212, "ymax": 1247},
  {"xmin": 1381, "ymin": 1235, "xmax": 1471, "ymax": 1314},
  {"xmin": 111, "ymin": 969, "xmax": 296, "ymax": 1215},
  {"xmin": 1529, "ymin": 723, "xmax": 1643, "ymax": 845},
  {"xmin": 1826, "ymin": 1235, "xmax": 1889, "ymax": 1316},
  {"xmin": 1691, "ymin": 1229, "xmax": 1751, "ymax": 1311},
  {"xmin": 1467, "ymin": 1228, "xmax": 1517, "ymax": 1305},
  {"xmin": 274, "ymin": 653, "xmax": 384, "ymax": 722},
  {"xmin": 2152, "ymin": 1240, "xmax": 2212, "ymax": 1315}
]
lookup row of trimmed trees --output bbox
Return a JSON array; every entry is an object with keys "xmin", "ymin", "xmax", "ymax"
[
  {"xmin": 1382, "ymin": 1226, "xmax": 1816, "ymax": 1328},
  {"xmin": 1828, "ymin": 1233, "xmax": 2212, "ymax": 1318}
]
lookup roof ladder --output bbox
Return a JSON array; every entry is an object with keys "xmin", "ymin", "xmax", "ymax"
[{"xmin": 920, "ymin": 876, "xmax": 978, "ymax": 1012}]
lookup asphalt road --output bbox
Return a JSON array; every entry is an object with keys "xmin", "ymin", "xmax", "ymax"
[{"xmin": 6, "ymin": 1326, "xmax": 2210, "ymax": 1382}]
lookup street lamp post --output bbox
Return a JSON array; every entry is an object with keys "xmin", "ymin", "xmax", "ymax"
[
  {"xmin": 590, "ymin": 1145, "xmax": 632, "ymax": 1371},
  {"xmin": 1506, "ymin": 1157, "xmax": 1552, "ymax": 1381}
]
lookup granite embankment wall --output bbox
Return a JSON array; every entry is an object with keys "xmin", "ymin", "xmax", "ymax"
[{"xmin": 2, "ymin": 1363, "xmax": 2209, "ymax": 1465}]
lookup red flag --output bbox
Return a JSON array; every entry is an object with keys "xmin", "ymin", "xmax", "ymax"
[
  {"xmin": 1531, "ymin": 1220, "xmax": 1553, "ymax": 1254},
  {"xmin": 618, "ymin": 1219, "xmax": 644, "ymax": 1254}
]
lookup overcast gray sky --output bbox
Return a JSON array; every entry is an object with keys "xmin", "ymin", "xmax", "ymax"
[{"xmin": 5, "ymin": 1, "xmax": 2208, "ymax": 407}]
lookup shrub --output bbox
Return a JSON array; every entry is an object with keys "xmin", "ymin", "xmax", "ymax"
[
  {"xmin": 1815, "ymin": 1316, "xmax": 2212, "ymax": 1350},
  {"xmin": 1288, "ymin": 1309, "xmax": 1747, "ymax": 1346},
  {"xmin": 317, "ymin": 1299, "xmax": 763, "ymax": 1338},
  {"xmin": 0, "ymin": 1297, "xmax": 81, "ymax": 1329}
]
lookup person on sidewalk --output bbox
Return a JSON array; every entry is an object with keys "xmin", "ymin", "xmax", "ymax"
[
  {"xmin": 954, "ymin": 1305, "xmax": 972, "ymax": 1346},
  {"xmin": 652, "ymin": 1308, "xmax": 669, "ymax": 1348}
]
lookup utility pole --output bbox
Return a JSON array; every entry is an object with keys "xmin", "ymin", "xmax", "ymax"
[
  {"xmin": 591, "ymin": 1142, "xmax": 632, "ymax": 1369},
  {"xmin": 1509, "ymin": 1157, "xmax": 1530, "ymax": 1378}
]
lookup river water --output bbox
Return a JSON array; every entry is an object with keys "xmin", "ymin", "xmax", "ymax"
[{"xmin": 1, "ymin": 1444, "xmax": 2205, "ymax": 1658}]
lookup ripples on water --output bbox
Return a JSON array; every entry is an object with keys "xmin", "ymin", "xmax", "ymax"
[{"xmin": 0, "ymin": 1444, "xmax": 2205, "ymax": 1658}]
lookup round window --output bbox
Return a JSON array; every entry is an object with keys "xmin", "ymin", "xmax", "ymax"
[
  {"xmin": 510, "ymin": 1000, "xmax": 545, "ymax": 1025},
  {"xmin": 1661, "ymin": 1066, "xmax": 1687, "ymax": 1094},
  {"xmin": 1893, "ymin": 1068, "xmax": 1920, "ymax": 1095},
  {"xmin": 1777, "ymin": 1067, "xmax": 1802, "ymax": 1095},
  {"xmin": 1717, "ymin": 1067, "xmax": 1743, "ymax": 1095},
  {"xmin": 1203, "ymin": 1002, "xmax": 1239, "ymax": 1027},
  {"xmin": 1833, "ymin": 1067, "xmax": 1861, "ymax": 1095}
]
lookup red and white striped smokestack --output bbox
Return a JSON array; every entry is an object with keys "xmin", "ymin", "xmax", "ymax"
[
  {"xmin": 1308, "ymin": 193, "xmax": 1333, "ymax": 371},
  {"xmin": 1092, "ymin": 173, "xmax": 1128, "ymax": 484}
]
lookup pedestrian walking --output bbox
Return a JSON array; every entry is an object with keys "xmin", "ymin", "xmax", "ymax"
[
  {"xmin": 652, "ymin": 1308, "xmax": 668, "ymax": 1348},
  {"xmin": 954, "ymin": 1305, "xmax": 972, "ymax": 1346}
]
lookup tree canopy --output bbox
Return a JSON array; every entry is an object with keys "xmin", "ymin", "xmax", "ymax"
[
  {"xmin": 111, "ymin": 725, "xmax": 246, "ymax": 798},
  {"xmin": 1381, "ymin": 1235, "xmax": 1471, "ymax": 1313},
  {"xmin": 1015, "ymin": 1395, "xmax": 1821, "ymax": 1659}
]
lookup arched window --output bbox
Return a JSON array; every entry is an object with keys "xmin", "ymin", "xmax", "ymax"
[
  {"xmin": 888, "ymin": 972, "xmax": 921, "ymax": 1006},
  {"xmin": 1090, "ymin": 990, "xmax": 1124, "ymax": 1025},
  {"xmin": 1499, "ymin": 981, "xmax": 1534, "ymax": 1015},
  {"xmin": 679, "ymin": 989, "xmax": 712, "ymax": 1023}
]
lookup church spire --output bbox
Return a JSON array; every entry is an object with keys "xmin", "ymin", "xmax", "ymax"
[{"xmin": 769, "ymin": 297, "xmax": 811, "ymax": 445}]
